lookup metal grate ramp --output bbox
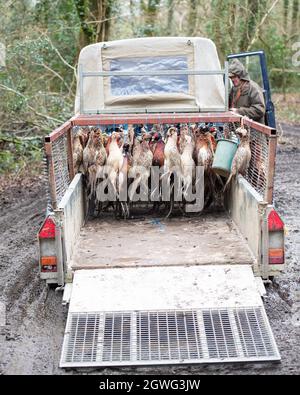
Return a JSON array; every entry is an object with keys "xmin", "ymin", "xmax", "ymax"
[
  {"xmin": 60, "ymin": 307, "xmax": 280, "ymax": 367},
  {"xmin": 60, "ymin": 266, "xmax": 280, "ymax": 368}
]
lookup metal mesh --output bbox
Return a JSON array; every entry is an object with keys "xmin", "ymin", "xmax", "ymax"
[
  {"xmin": 233, "ymin": 307, "xmax": 276, "ymax": 358},
  {"xmin": 202, "ymin": 309, "xmax": 238, "ymax": 358},
  {"xmin": 62, "ymin": 312, "xmax": 131, "ymax": 364},
  {"xmin": 60, "ymin": 307, "xmax": 280, "ymax": 367},
  {"xmin": 52, "ymin": 134, "xmax": 70, "ymax": 204},
  {"xmin": 223, "ymin": 122, "xmax": 270, "ymax": 199},
  {"xmin": 245, "ymin": 127, "xmax": 269, "ymax": 198},
  {"xmin": 64, "ymin": 313, "xmax": 100, "ymax": 363},
  {"xmin": 137, "ymin": 311, "xmax": 202, "ymax": 361},
  {"xmin": 102, "ymin": 313, "xmax": 131, "ymax": 362}
]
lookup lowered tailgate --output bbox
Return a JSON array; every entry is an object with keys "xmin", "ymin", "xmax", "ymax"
[{"xmin": 60, "ymin": 265, "xmax": 280, "ymax": 368}]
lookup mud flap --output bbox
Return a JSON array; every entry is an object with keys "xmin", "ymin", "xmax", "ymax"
[{"xmin": 60, "ymin": 265, "xmax": 280, "ymax": 368}]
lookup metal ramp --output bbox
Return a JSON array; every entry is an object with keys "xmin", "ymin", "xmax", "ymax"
[{"xmin": 60, "ymin": 265, "xmax": 280, "ymax": 367}]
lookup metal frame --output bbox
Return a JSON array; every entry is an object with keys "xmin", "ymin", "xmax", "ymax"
[
  {"xmin": 71, "ymin": 112, "xmax": 241, "ymax": 127},
  {"xmin": 60, "ymin": 306, "xmax": 280, "ymax": 367},
  {"xmin": 45, "ymin": 113, "xmax": 277, "ymax": 209},
  {"xmin": 266, "ymin": 134, "xmax": 277, "ymax": 204},
  {"xmin": 44, "ymin": 121, "xmax": 73, "ymax": 210},
  {"xmin": 78, "ymin": 62, "xmax": 229, "ymax": 114},
  {"xmin": 45, "ymin": 120, "xmax": 72, "ymax": 143}
]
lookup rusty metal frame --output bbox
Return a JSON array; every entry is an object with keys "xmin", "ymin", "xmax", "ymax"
[
  {"xmin": 47, "ymin": 113, "xmax": 277, "ymax": 134},
  {"xmin": 242, "ymin": 118, "xmax": 277, "ymax": 203},
  {"xmin": 243, "ymin": 117, "xmax": 276, "ymax": 137},
  {"xmin": 66, "ymin": 127, "xmax": 75, "ymax": 181},
  {"xmin": 45, "ymin": 120, "xmax": 74, "ymax": 209},
  {"xmin": 45, "ymin": 120, "xmax": 72, "ymax": 142},
  {"xmin": 266, "ymin": 135, "xmax": 277, "ymax": 204},
  {"xmin": 71, "ymin": 112, "xmax": 241, "ymax": 126}
]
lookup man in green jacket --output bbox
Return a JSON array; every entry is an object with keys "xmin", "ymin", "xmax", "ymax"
[{"xmin": 228, "ymin": 59, "xmax": 266, "ymax": 124}]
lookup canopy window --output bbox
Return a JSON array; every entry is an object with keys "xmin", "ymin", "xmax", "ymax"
[{"xmin": 109, "ymin": 56, "xmax": 190, "ymax": 96}]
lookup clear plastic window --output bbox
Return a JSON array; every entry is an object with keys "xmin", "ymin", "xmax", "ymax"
[{"xmin": 110, "ymin": 56, "xmax": 189, "ymax": 96}]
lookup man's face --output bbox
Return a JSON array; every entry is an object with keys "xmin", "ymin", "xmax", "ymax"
[{"xmin": 230, "ymin": 75, "xmax": 241, "ymax": 87}]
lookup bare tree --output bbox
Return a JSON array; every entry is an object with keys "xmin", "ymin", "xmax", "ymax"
[
  {"xmin": 212, "ymin": 0, "xmax": 227, "ymax": 61},
  {"xmin": 140, "ymin": 0, "xmax": 161, "ymax": 36},
  {"xmin": 187, "ymin": 0, "xmax": 197, "ymax": 36},
  {"xmin": 239, "ymin": 0, "xmax": 260, "ymax": 51},
  {"xmin": 74, "ymin": 0, "xmax": 113, "ymax": 47},
  {"xmin": 284, "ymin": 0, "xmax": 290, "ymax": 29},
  {"xmin": 166, "ymin": 0, "xmax": 174, "ymax": 35},
  {"xmin": 291, "ymin": 0, "xmax": 299, "ymax": 37}
]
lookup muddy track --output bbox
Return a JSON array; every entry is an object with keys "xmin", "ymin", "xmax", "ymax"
[{"xmin": 0, "ymin": 122, "xmax": 299, "ymax": 375}]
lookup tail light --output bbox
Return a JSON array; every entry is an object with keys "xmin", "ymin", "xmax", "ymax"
[
  {"xmin": 40, "ymin": 256, "xmax": 57, "ymax": 272},
  {"xmin": 39, "ymin": 217, "xmax": 56, "ymax": 239},
  {"xmin": 268, "ymin": 209, "xmax": 284, "ymax": 265},
  {"xmin": 38, "ymin": 217, "xmax": 57, "ymax": 273}
]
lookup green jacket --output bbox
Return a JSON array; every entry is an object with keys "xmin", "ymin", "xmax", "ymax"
[{"xmin": 229, "ymin": 59, "xmax": 266, "ymax": 124}]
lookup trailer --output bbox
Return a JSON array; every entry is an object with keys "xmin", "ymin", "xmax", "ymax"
[{"xmin": 38, "ymin": 37, "xmax": 285, "ymax": 368}]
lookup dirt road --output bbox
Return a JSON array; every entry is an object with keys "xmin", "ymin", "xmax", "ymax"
[{"xmin": 0, "ymin": 123, "xmax": 299, "ymax": 375}]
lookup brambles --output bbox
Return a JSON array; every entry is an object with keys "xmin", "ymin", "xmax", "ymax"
[{"xmin": 0, "ymin": 132, "xmax": 43, "ymax": 175}]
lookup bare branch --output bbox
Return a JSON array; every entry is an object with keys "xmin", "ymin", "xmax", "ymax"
[
  {"xmin": 33, "ymin": 61, "xmax": 70, "ymax": 91},
  {"xmin": 0, "ymin": 84, "xmax": 64, "ymax": 125},
  {"xmin": 42, "ymin": 33, "xmax": 77, "ymax": 80},
  {"xmin": 83, "ymin": 13, "xmax": 131, "ymax": 25},
  {"xmin": 246, "ymin": 0, "xmax": 280, "ymax": 51}
]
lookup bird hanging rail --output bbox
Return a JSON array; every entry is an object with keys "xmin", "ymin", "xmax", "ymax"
[{"xmin": 71, "ymin": 112, "xmax": 241, "ymax": 128}]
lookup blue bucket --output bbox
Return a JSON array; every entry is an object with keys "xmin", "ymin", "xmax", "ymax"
[{"xmin": 212, "ymin": 139, "xmax": 239, "ymax": 177}]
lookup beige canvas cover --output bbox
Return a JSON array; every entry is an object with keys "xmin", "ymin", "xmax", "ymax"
[{"xmin": 75, "ymin": 37, "xmax": 225, "ymax": 114}]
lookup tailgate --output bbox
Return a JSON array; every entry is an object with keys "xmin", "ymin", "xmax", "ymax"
[{"xmin": 60, "ymin": 265, "xmax": 280, "ymax": 368}]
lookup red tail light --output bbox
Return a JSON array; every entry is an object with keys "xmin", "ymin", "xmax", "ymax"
[
  {"xmin": 268, "ymin": 209, "xmax": 284, "ymax": 231},
  {"xmin": 39, "ymin": 216, "xmax": 57, "ymax": 273},
  {"xmin": 39, "ymin": 217, "xmax": 56, "ymax": 238},
  {"xmin": 268, "ymin": 209, "xmax": 284, "ymax": 265}
]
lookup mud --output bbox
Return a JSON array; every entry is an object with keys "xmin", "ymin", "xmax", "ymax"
[{"xmin": 0, "ymin": 122, "xmax": 299, "ymax": 375}]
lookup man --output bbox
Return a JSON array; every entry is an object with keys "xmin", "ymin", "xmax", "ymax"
[{"xmin": 228, "ymin": 59, "xmax": 265, "ymax": 124}]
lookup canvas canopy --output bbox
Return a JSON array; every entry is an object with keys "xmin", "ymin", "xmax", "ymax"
[{"xmin": 75, "ymin": 37, "xmax": 226, "ymax": 114}]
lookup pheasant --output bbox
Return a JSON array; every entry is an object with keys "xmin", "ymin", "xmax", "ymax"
[{"xmin": 223, "ymin": 126, "xmax": 251, "ymax": 191}]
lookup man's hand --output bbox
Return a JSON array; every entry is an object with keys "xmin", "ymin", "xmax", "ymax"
[{"xmin": 229, "ymin": 107, "xmax": 238, "ymax": 113}]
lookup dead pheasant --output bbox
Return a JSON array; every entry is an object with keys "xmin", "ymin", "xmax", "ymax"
[
  {"xmin": 82, "ymin": 129, "xmax": 96, "ymax": 175},
  {"xmin": 195, "ymin": 130, "xmax": 214, "ymax": 171},
  {"xmin": 88, "ymin": 128, "xmax": 107, "ymax": 198},
  {"xmin": 106, "ymin": 131, "xmax": 124, "ymax": 200},
  {"xmin": 181, "ymin": 134, "xmax": 196, "ymax": 199},
  {"xmin": 72, "ymin": 128, "xmax": 85, "ymax": 174},
  {"xmin": 223, "ymin": 126, "xmax": 251, "ymax": 191},
  {"xmin": 178, "ymin": 124, "xmax": 190, "ymax": 154},
  {"xmin": 129, "ymin": 135, "xmax": 153, "ymax": 201},
  {"xmin": 164, "ymin": 126, "xmax": 182, "ymax": 174},
  {"xmin": 151, "ymin": 132, "xmax": 165, "ymax": 167},
  {"xmin": 194, "ymin": 128, "xmax": 222, "ymax": 207}
]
